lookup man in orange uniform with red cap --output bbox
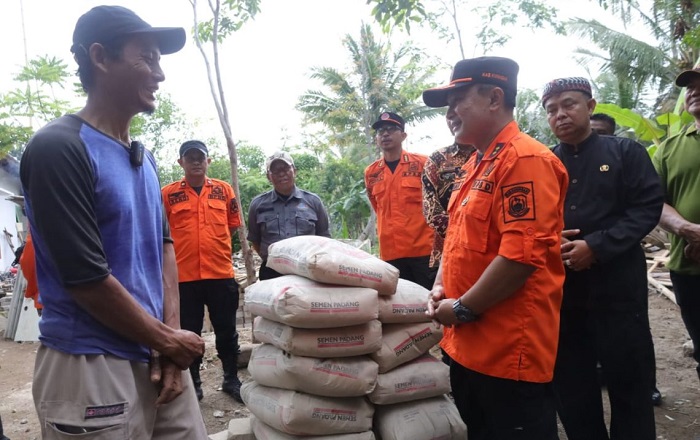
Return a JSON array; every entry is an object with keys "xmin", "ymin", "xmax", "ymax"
[
  {"xmin": 364, "ymin": 112, "xmax": 436, "ymax": 289},
  {"xmin": 425, "ymin": 57, "xmax": 569, "ymax": 439}
]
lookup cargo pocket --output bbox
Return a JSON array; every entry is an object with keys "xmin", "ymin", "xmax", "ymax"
[
  {"xmin": 456, "ymin": 194, "xmax": 492, "ymax": 253},
  {"xmin": 259, "ymin": 213, "xmax": 280, "ymax": 238},
  {"xmin": 401, "ymin": 178, "xmax": 423, "ymax": 204},
  {"xmin": 170, "ymin": 202, "xmax": 194, "ymax": 230},
  {"xmin": 370, "ymin": 180, "xmax": 386, "ymax": 208},
  {"xmin": 42, "ymin": 400, "xmax": 128, "ymax": 439},
  {"xmin": 295, "ymin": 208, "xmax": 318, "ymax": 236},
  {"xmin": 207, "ymin": 199, "xmax": 228, "ymax": 226}
]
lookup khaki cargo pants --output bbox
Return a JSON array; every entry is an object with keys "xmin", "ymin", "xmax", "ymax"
[{"xmin": 32, "ymin": 345, "xmax": 208, "ymax": 439}]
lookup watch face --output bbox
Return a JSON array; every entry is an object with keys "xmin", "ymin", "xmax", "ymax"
[{"xmin": 453, "ymin": 300, "xmax": 478, "ymax": 323}]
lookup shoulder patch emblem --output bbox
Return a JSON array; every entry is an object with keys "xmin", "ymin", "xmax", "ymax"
[{"xmin": 501, "ymin": 182, "xmax": 536, "ymax": 223}]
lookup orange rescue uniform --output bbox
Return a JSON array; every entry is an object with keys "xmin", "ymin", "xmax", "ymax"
[
  {"xmin": 20, "ymin": 233, "xmax": 41, "ymax": 310},
  {"xmin": 441, "ymin": 121, "xmax": 569, "ymax": 383},
  {"xmin": 365, "ymin": 151, "xmax": 434, "ymax": 261},
  {"xmin": 162, "ymin": 178, "xmax": 241, "ymax": 282}
]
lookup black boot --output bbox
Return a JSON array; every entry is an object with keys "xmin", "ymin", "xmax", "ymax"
[
  {"xmin": 651, "ymin": 387, "xmax": 662, "ymax": 407},
  {"xmin": 0, "ymin": 413, "xmax": 10, "ymax": 440},
  {"xmin": 221, "ymin": 355, "xmax": 243, "ymax": 403},
  {"xmin": 189, "ymin": 363, "xmax": 203, "ymax": 401}
]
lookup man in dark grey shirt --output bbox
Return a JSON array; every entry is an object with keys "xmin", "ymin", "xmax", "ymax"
[{"xmin": 247, "ymin": 151, "xmax": 331, "ymax": 280}]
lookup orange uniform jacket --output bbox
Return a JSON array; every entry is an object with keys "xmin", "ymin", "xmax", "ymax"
[
  {"xmin": 20, "ymin": 233, "xmax": 41, "ymax": 310},
  {"xmin": 365, "ymin": 151, "xmax": 434, "ymax": 261},
  {"xmin": 442, "ymin": 121, "xmax": 569, "ymax": 383},
  {"xmin": 162, "ymin": 178, "xmax": 242, "ymax": 283}
]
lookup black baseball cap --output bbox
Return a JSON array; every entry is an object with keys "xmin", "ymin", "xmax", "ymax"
[
  {"xmin": 676, "ymin": 67, "xmax": 700, "ymax": 87},
  {"xmin": 71, "ymin": 6, "xmax": 186, "ymax": 55},
  {"xmin": 422, "ymin": 57, "xmax": 519, "ymax": 108},
  {"xmin": 371, "ymin": 112, "xmax": 406, "ymax": 131},
  {"xmin": 179, "ymin": 140, "xmax": 208, "ymax": 157}
]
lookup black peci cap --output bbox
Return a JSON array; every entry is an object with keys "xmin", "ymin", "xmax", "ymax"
[
  {"xmin": 71, "ymin": 5, "xmax": 186, "ymax": 55},
  {"xmin": 541, "ymin": 77, "xmax": 592, "ymax": 107},
  {"xmin": 423, "ymin": 57, "xmax": 519, "ymax": 108}
]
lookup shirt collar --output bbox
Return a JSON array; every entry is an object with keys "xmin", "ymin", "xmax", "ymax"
[
  {"xmin": 179, "ymin": 177, "xmax": 212, "ymax": 188},
  {"xmin": 479, "ymin": 120, "xmax": 520, "ymax": 161},
  {"xmin": 559, "ymin": 131, "xmax": 598, "ymax": 154},
  {"xmin": 270, "ymin": 185, "xmax": 301, "ymax": 201}
]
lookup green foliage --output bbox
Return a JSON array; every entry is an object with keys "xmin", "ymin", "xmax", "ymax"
[
  {"xmin": 571, "ymin": 0, "xmax": 700, "ymax": 113},
  {"xmin": 368, "ymin": 0, "xmax": 562, "ymax": 54},
  {"xmin": 195, "ymin": 0, "xmax": 261, "ymax": 43},
  {"xmin": 131, "ymin": 93, "xmax": 191, "ymax": 162},
  {"xmin": 367, "ymin": 0, "xmax": 426, "ymax": 33},
  {"xmin": 593, "ymin": 102, "xmax": 693, "ymax": 158},
  {"xmin": 594, "ymin": 103, "xmax": 666, "ymax": 145},
  {"xmin": 0, "ymin": 123, "xmax": 33, "ymax": 156},
  {"xmin": 516, "ymin": 88, "xmax": 558, "ymax": 146},
  {"xmin": 237, "ymin": 144, "xmax": 265, "ymax": 172},
  {"xmin": 297, "ymin": 23, "xmax": 441, "ymax": 164},
  {"xmin": 0, "ymin": 55, "xmax": 76, "ymax": 156},
  {"xmin": 321, "ymin": 158, "xmax": 370, "ymax": 238}
]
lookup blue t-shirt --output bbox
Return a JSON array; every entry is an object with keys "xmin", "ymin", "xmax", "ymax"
[{"xmin": 20, "ymin": 115, "xmax": 167, "ymax": 362}]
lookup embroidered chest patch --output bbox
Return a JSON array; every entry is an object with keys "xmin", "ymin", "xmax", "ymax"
[{"xmin": 167, "ymin": 191, "xmax": 188, "ymax": 205}]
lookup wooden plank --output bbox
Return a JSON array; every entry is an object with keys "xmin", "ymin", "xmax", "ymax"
[{"xmin": 648, "ymin": 275, "xmax": 677, "ymax": 305}]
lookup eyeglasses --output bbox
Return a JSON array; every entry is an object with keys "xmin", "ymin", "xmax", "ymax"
[
  {"xmin": 375, "ymin": 126, "xmax": 402, "ymax": 136},
  {"xmin": 269, "ymin": 164, "xmax": 293, "ymax": 175}
]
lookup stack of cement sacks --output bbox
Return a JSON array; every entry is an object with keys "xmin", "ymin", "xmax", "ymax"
[
  {"xmin": 371, "ymin": 278, "xmax": 466, "ymax": 439},
  {"xmin": 243, "ymin": 235, "xmax": 465, "ymax": 439}
]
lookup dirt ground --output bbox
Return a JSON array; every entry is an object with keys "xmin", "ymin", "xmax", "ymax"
[{"xmin": 1, "ymin": 292, "xmax": 700, "ymax": 439}]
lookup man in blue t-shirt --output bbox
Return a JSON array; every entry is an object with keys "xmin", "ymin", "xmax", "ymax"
[{"xmin": 20, "ymin": 6, "xmax": 207, "ymax": 439}]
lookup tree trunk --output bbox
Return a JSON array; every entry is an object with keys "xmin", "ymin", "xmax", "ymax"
[{"xmin": 190, "ymin": 0, "xmax": 257, "ymax": 285}]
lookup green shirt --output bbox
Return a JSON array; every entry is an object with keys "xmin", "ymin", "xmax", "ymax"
[{"xmin": 652, "ymin": 125, "xmax": 700, "ymax": 275}]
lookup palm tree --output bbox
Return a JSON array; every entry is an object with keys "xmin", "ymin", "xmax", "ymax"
[
  {"xmin": 570, "ymin": 0, "xmax": 700, "ymax": 112},
  {"xmin": 297, "ymin": 23, "xmax": 442, "ymax": 164}
]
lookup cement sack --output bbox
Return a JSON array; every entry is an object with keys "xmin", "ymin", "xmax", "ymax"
[
  {"xmin": 254, "ymin": 316, "xmax": 383, "ymax": 357},
  {"xmin": 368, "ymin": 354, "xmax": 450, "ymax": 405},
  {"xmin": 371, "ymin": 322, "xmax": 443, "ymax": 373},
  {"xmin": 248, "ymin": 344, "xmax": 378, "ymax": 397},
  {"xmin": 250, "ymin": 416, "xmax": 376, "ymax": 440},
  {"xmin": 374, "ymin": 395, "xmax": 467, "ymax": 440},
  {"xmin": 266, "ymin": 236, "xmax": 399, "ymax": 295},
  {"xmin": 377, "ymin": 279, "xmax": 431, "ymax": 323},
  {"xmin": 245, "ymin": 275, "xmax": 378, "ymax": 328},
  {"xmin": 242, "ymin": 381, "xmax": 374, "ymax": 436}
]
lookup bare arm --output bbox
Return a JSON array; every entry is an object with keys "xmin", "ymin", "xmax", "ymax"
[
  {"xmin": 660, "ymin": 203, "xmax": 700, "ymax": 244},
  {"xmin": 429, "ymin": 257, "xmax": 535, "ymax": 326},
  {"xmin": 459, "ymin": 256, "xmax": 535, "ymax": 313},
  {"xmin": 68, "ymin": 275, "xmax": 202, "ymax": 369},
  {"xmin": 251, "ymin": 242, "xmax": 261, "ymax": 255},
  {"xmin": 161, "ymin": 242, "xmax": 180, "ymax": 329}
]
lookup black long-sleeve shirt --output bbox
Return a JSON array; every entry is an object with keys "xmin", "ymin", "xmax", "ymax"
[{"xmin": 552, "ymin": 132, "xmax": 663, "ymax": 310}]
